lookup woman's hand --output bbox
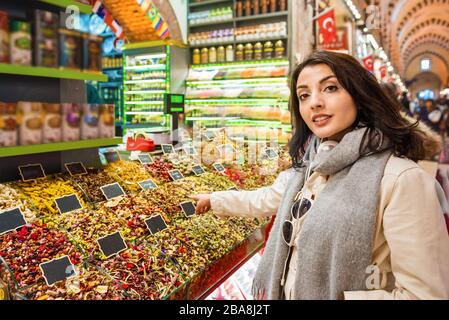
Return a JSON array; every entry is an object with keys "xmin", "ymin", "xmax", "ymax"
[{"xmin": 189, "ymin": 194, "xmax": 212, "ymax": 215}]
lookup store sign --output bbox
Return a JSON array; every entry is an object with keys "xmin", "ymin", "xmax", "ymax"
[
  {"xmin": 164, "ymin": 93, "xmax": 185, "ymax": 114},
  {"xmin": 192, "ymin": 165, "xmax": 205, "ymax": 176},
  {"xmin": 18, "ymin": 164, "xmax": 46, "ymax": 181},
  {"xmin": 265, "ymin": 148, "xmax": 279, "ymax": 159},
  {"xmin": 138, "ymin": 153, "xmax": 153, "ymax": 165},
  {"xmin": 180, "ymin": 201, "xmax": 196, "ymax": 217},
  {"xmin": 183, "ymin": 146, "xmax": 197, "ymax": 156},
  {"xmin": 161, "ymin": 144, "xmax": 175, "ymax": 154},
  {"xmin": 0, "ymin": 207, "xmax": 27, "ymax": 236},
  {"xmin": 96, "ymin": 231, "xmax": 128, "ymax": 259},
  {"xmin": 318, "ymin": 27, "xmax": 348, "ymax": 51},
  {"xmin": 213, "ymin": 163, "xmax": 226, "ymax": 173},
  {"xmin": 138, "ymin": 179, "xmax": 158, "ymax": 191},
  {"xmin": 144, "ymin": 214, "xmax": 168, "ymax": 235},
  {"xmin": 168, "ymin": 169, "xmax": 184, "ymax": 181},
  {"xmin": 54, "ymin": 194, "xmax": 83, "ymax": 214},
  {"xmin": 39, "ymin": 256, "xmax": 76, "ymax": 286},
  {"xmin": 100, "ymin": 183, "xmax": 125, "ymax": 200},
  {"xmin": 104, "ymin": 151, "xmax": 121, "ymax": 163},
  {"xmin": 65, "ymin": 162, "xmax": 87, "ymax": 176}
]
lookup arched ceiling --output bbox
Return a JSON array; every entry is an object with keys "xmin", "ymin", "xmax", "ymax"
[{"xmin": 370, "ymin": 0, "xmax": 449, "ymax": 89}]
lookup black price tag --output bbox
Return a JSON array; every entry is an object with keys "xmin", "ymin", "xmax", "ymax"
[
  {"xmin": 54, "ymin": 194, "xmax": 83, "ymax": 214},
  {"xmin": 18, "ymin": 164, "xmax": 46, "ymax": 182},
  {"xmin": 104, "ymin": 151, "xmax": 121, "ymax": 163},
  {"xmin": 183, "ymin": 146, "xmax": 197, "ymax": 156},
  {"xmin": 39, "ymin": 256, "xmax": 76, "ymax": 287},
  {"xmin": 65, "ymin": 162, "xmax": 87, "ymax": 176},
  {"xmin": 168, "ymin": 169, "xmax": 184, "ymax": 181},
  {"xmin": 138, "ymin": 153, "xmax": 153, "ymax": 164},
  {"xmin": 0, "ymin": 207, "xmax": 27, "ymax": 236},
  {"xmin": 265, "ymin": 148, "xmax": 279, "ymax": 159},
  {"xmin": 100, "ymin": 183, "xmax": 125, "ymax": 200},
  {"xmin": 204, "ymin": 131, "xmax": 216, "ymax": 141},
  {"xmin": 161, "ymin": 144, "xmax": 175, "ymax": 154},
  {"xmin": 96, "ymin": 231, "xmax": 128, "ymax": 259},
  {"xmin": 192, "ymin": 165, "xmax": 205, "ymax": 176},
  {"xmin": 213, "ymin": 163, "xmax": 226, "ymax": 173},
  {"xmin": 144, "ymin": 214, "xmax": 168, "ymax": 235},
  {"xmin": 217, "ymin": 144, "xmax": 236, "ymax": 156},
  {"xmin": 228, "ymin": 187, "xmax": 239, "ymax": 191},
  {"xmin": 180, "ymin": 201, "xmax": 196, "ymax": 217},
  {"xmin": 138, "ymin": 179, "xmax": 158, "ymax": 191}
]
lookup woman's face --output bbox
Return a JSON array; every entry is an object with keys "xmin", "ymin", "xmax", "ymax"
[{"xmin": 296, "ymin": 64, "xmax": 357, "ymax": 141}]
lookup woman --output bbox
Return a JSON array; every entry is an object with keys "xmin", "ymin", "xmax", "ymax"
[{"xmin": 191, "ymin": 51, "xmax": 449, "ymax": 300}]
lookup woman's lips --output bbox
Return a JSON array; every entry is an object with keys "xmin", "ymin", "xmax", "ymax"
[{"xmin": 312, "ymin": 115, "xmax": 332, "ymax": 127}]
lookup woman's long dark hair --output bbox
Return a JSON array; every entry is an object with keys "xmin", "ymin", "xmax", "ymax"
[{"xmin": 289, "ymin": 50, "xmax": 426, "ymax": 167}]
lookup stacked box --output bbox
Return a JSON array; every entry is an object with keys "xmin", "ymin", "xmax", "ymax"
[
  {"xmin": 81, "ymin": 104, "xmax": 99, "ymax": 139},
  {"xmin": 33, "ymin": 10, "xmax": 59, "ymax": 67}
]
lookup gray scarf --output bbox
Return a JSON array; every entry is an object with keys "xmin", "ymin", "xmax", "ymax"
[{"xmin": 252, "ymin": 127, "xmax": 393, "ymax": 300}]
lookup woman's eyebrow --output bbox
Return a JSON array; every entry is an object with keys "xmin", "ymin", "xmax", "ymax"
[{"xmin": 297, "ymin": 75, "xmax": 337, "ymax": 90}]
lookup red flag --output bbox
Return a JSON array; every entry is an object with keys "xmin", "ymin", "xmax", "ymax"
[
  {"xmin": 379, "ymin": 65, "xmax": 387, "ymax": 78},
  {"xmin": 362, "ymin": 55, "xmax": 374, "ymax": 72},
  {"xmin": 318, "ymin": 9, "xmax": 336, "ymax": 44}
]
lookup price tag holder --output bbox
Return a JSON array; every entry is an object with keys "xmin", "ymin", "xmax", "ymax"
[
  {"xmin": 168, "ymin": 169, "xmax": 184, "ymax": 181},
  {"xmin": 138, "ymin": 153, "xmax": 154, "ymax": 165},
  {"xmin": 138, "ymin": 179, "xmax": 158, "ymax": 191},
  {"xmin": 204, "ymin": 131, "xmax": 216, "ymax": 141},
  {"xmin": 18, "ymin": 164, "xmax": 46, "ymax": 182},
  {"xmin": 104, "ymin": 151, "xmax": 121, "ymax": 163},
  {"xmin": 265, "ymin": 148, "xmax": 279, "ymax": 159},
  {"xmin": 213, "ymin": 163, "xmax": 226, "ymax": 173},
  {"xmin": 39, "ymin": 256, "xmax": 76, "ymax": 287},
  {"xmin": 54, "ymin": 194, "xmax": 83, "ymax": 214},
  {"xmin": 65, "ymin": 162, "xmax": 87, "ymax": 176},
  {"xmin": 183, "ymin": 146, "xmax": 197, "ymax": 156},
  {"xmin": 228, "ymin": 187, "xmax": 239, "ymax": 191},
  {"xmin": 192, "ymin": 165, "xmax": 205, "ymax": 176},
  {"xmin": 100, "ymin": 183, "xmax": 125, "ymax": 200},
  {"xmin": 144, "ymin": 214, "xmax": 168, "ymax": 235},
  {"xmin": 161, "ymin": 144, "xmax": 175, "ymax": 154},
  {"xmin": 96, "ymin": 231, "xmax": 128, "ymax": 259},
  {"xmin": 180, "ymin": 201, "xmax": 196, "ymax": 217},
  {"xmin": 0, "ymin": 207, "xmax": 27, "ymax": 236}
]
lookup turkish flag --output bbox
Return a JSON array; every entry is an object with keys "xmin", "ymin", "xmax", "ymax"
[
  {"xmin": 362, "ymin": 55, "xmax": 374, "ymax": 72},
  {"xmin": 379, "ymin": 65, "xmax": 387, "ymax": 78},
  {"xmin": 317, "ymin": 9, "xmax": 336, "ymax": 44}
]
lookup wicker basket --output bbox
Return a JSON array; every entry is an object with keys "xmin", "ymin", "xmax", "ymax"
[{"xmin": 103, "ymin": 0, "xmax": 162, "ymax": 42}]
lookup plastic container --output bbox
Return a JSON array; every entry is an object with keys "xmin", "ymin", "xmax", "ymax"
[
  {"xmin": 10, "ymin": 21, "xmax": 31, "ymax": 65},
  {"xmin": 33, "ymin": 10, "xmax": 59, "ymax": 67},
  {"xmin": 18, "ymin": 102, "xmax": 43, "ymax": 146},
  {"xmin": 59, "ymin": 28, "xmax": 82, "ymax": 69},
  {"xmin": 42, "ymin": 103, "xmax": 62, "ymax": 143},
  {"xmin": 0, "ymin": 11, "xmax": 9, "ymax": 63},
  {"xmin": 83, "ymin": 34, "xmax": 102, "ymax": 71},
  {"xmin": 0, "ymin": 102, "xmax": 17, "ymax": 147}
]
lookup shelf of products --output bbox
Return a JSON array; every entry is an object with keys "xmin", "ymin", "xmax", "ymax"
[
  {"xmin": 0, "ymin": 137, "xmax": 122, "ymax": 158},
  {"xmin": 0, "ymin": 132, "xmax": 291, "ymax": 300},
  {"xmin": 189, "ymin": 0, "xmax": 234, "ymax": 8},
  {"xmin": 187, "ymin": 0, "xmax": 292, "ymax": 142},
  {"xmin": 123, "ymin": 46, "xmax": 171, "ymax": 133}
]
